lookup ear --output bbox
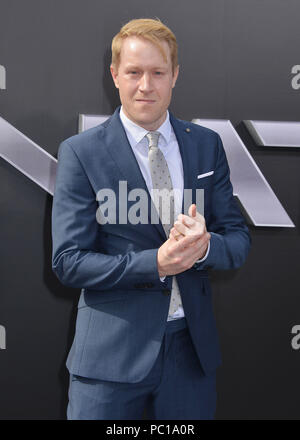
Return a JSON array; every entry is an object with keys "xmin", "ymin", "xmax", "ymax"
[
  {"xmin": 110, "ymin": 64, "xmax": 119, "ymax": 89},
  {"xmin": 172, "ymin": 65, "xmax": 179, "ymax": 88}
]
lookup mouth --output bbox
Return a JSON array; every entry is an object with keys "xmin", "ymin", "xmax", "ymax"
[{"xmin": 135, "ymin": 99, "xmax": 156, "ymax": 103}]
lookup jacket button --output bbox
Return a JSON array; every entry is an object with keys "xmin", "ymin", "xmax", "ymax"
[{"xmin": 162, "ymin": 289, "xmax": 171, "ymax": 296}]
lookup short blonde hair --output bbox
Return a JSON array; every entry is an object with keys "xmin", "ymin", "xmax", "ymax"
[{"xmin": 111, "ymin": 18, "xmax": 178, "ymax": 73}]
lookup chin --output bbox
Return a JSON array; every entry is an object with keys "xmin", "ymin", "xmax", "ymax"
[
  {"xmin": 137, "ymin": 112, "xmax": 162, "ymax": 125},
  {"xmin": 139, "ymin": 119, "xmax": 160, "ymax": 130}
]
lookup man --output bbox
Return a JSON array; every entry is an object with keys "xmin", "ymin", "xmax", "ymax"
[{"xmin": 51, "ymin": 18, "xmax": 250, "ymax": 420}]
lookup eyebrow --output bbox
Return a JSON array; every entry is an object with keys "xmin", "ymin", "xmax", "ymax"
[{"xmin": 125, "ymin": 65, "xmax": 168, "ymax": 71}]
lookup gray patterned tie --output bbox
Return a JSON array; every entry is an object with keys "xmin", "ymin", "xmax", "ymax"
[{"xmin": 146, "ymin": 131, "xmax": 182, "ymax": 316}]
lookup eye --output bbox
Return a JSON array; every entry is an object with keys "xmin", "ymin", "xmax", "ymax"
[{"xmin": 128, "ymin": 70, "xmax": 140, "ymax": 75}]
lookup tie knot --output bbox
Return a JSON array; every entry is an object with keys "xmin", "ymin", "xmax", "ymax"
[{"xmin": 146, "ymin": 131, "xmax": 160, "ymax": 149}]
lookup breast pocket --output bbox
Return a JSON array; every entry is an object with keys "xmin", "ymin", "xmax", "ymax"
[{"xmin": 197, "ymin": 171, "xmax": 214, "ymax": 180}]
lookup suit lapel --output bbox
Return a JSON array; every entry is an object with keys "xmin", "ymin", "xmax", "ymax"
[
  {"xmin": 169, "ymin": 113, "xmax": 199, "ymax": 215},
  {"xmin": 103, "ymin": 108, "xmax": 147, "ymax": 193}
]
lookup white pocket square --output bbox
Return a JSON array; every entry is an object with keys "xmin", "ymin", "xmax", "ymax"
[{"xmin": 197, "ymin": 171, "xmax": 214, "ymax": 179}]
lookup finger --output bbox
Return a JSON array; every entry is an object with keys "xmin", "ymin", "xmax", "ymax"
[
  {"xmin": 188, "ymin": 203, "xmax": 197, "ymax": 218},
  {"xmin": 179, "ymin": 213, "xmax": 206, "ymax": 239},
  {"xmin": 170, "ymin": 228, "xmax": 182, "ymax": 241},
  {"xmin": 177, "ymin": 214, "xmax": 196, "ymax": 228},
  {"xmin": 168, "ymin": 230, "xmax": 177, "ymax": 242},
  {"xmin": 188, "ymin": 204, "xmax": 206, "ymax": 228},
  {"xmin": 175, "ymin": 215, "xmax": 205, "ymax": 236},
  {"xmin": 174, "ymin": 221, "xmax": 194, "ymax": 236},
  {"xmin": 175, "ymin": 232, "xmax": 203, "ymax": 251}
]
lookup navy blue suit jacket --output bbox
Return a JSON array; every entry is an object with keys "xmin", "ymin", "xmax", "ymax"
[{"xmin": 51, "ymin": 107, "xmax": 251, "ymax": 382}]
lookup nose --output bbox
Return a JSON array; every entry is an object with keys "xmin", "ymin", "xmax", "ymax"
[{"xmin": 138, "ymin": 73, "xmax": 153, "ymax": 93}]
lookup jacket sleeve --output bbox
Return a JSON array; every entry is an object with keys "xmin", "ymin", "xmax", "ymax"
[
  {"xmin": 51, "ymin": 140, "xmax": 163, "ymax": 290},
  {"xmin": 195, "ymin": 133, "xmax": 251, "ymax": 271}
]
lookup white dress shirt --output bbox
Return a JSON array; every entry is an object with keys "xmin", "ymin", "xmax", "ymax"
[{"xmin": 119, "ymin": 106, "xmax": 209, "ymax": 320}]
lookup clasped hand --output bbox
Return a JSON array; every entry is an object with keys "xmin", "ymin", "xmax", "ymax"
[{"xmin": 157, "ymin": 204, "xmax": 210, "ymax": 277}]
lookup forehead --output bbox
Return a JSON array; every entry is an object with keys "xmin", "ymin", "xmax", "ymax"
[{"xmin": 119, "ymin": 36, "xmax": 172, "ymax": 67}]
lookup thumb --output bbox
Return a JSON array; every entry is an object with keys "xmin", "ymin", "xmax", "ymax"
[
  {"xmin": 188, "ymin": 204, "xmax": 197, "ymax": 218},
  {"xmin": 188, "ymin": 204, "xmax": 205, "ymax": 224}
]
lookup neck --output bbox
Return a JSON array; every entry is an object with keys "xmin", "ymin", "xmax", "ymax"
[{"xmin": 121, "ymin": 107, "xmax": 168, "ymax": 131}]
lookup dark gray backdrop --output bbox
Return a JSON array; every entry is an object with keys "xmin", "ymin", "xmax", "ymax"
[{"xmin": 0, "ymin": 0, "xmax": 299, "ymax": 419}]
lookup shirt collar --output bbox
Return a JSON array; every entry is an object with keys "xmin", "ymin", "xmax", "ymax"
[{"xmin": 119, "ymin": 106, "xmax": 172, "ymax": 147}]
